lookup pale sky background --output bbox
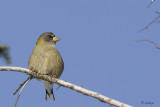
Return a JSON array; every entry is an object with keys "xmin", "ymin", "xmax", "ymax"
[{"xmin": 0, "ymin": 0, "xmax": 160, "ymax": 107}]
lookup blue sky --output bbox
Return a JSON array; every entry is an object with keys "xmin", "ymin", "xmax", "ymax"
[{"xmin": 0, "ymin": 0, "xmax": 160, "ymax": 107}]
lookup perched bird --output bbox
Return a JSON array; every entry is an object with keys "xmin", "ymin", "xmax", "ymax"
[{"xmin": 28, "ymin": 32, "xmax": 64, "ymax": 100}]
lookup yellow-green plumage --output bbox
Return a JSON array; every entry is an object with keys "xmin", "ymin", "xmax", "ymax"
[{"xmin": 28, "ymin": 32, "xmax": 64, "ymax": 100}]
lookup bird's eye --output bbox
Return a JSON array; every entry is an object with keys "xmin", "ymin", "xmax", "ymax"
[{"xmin": 49, "ymin": 35, "xmax": 52, "ymax": 38}]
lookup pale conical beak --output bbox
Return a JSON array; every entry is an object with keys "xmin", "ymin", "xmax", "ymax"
[{"xmin": 53, "ymin": 36, "xmax": 61, "ymax": 42}]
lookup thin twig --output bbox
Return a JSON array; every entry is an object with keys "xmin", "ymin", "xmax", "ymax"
[
  {"xmin": 138, "ymin": 11, "xmax": 160, "ymax": 33},
  {"xmin": 156, "ymin": 11, "xmax": 160, "ymax": 15},
  {"xmin": 56, "ymin": 80, "xmax": 67, "ymax": 90},
  {"xmin": 137, "ymin": 39, "xmax": 160, "ymax": 49},
  {"xmin": 14, "ymin": 76, "xmax": 32, "ymax": 107},
  {"xmin": 13, "ymin": 76, "xmax": 33, "ymax": 95},
  {"xmin": 147, "ymin": 0, "xmax": 155, "ymax": 8},
  {"xmin": 56, "ymin": 85, "xmax": 61, "ymax": 90},
  {"xmin": 0, "ymin": 66, "xmax": 132, "ymax": 107}
]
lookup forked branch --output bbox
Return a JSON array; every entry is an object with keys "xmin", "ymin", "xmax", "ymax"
[
  {"xmin": 14, "ymin": 77, "xmax": 32, "ymax": 107},
  {"xmin": 138, "ymin": 11, "xmax": 160, "ymax": 33}
]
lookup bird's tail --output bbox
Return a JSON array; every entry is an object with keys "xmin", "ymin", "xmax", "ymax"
[{"xmin": 41, "ymin": 80, "xmax": 55, "ymax": 100}]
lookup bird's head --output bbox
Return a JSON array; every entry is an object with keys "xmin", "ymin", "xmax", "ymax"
[{"xmin": 36, "ymin": 32, "xmax": 61, "ymax": 45}]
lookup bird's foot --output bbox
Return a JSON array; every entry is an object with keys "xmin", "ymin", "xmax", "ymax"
[{"xmin": 50, "ymin": 74, "xmax": 57, "ymax": 83}]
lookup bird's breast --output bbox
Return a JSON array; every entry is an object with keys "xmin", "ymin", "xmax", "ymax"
[{"xmin": 29, "ymin": 45, "xmax": 64, "ymax": 78}]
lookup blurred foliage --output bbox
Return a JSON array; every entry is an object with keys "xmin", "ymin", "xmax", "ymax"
[{"xmin": 0, "ymin": 44, "xmax": 11, "ymax": 64}]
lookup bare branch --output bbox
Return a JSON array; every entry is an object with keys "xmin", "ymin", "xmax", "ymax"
[
  {"xmin": 56, "ymin": 85, "xmax": 61, "ymax": 90},
  {"xmin": 0, "ymin": 66, "xmax": 132, "ymax": 107},
  {"xmin": 14, "ymin": 77, "xmax": 32, "ymax": 107},
  {"xmin": 138, "ymin": 11, "xmax": 160, "ymax": 33},
  {"xmin": 137, "ymin": 40, "xmax": 160, "ymax": 49},
  {"xmin": 147, "ymin": 0, "xmax": 155, "ymax": 8},
  {"xmin": 13, "ymin": 76, "xmax": 33, "ymax": 95}
]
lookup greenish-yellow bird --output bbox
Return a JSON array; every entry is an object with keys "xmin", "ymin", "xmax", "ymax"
[{"xmin": 28, "ymin": 32, "xmax": 64, "ymax": 100}]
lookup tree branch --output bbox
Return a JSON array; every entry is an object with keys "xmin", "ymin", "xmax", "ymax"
[
  {"xmin": 13, "ymin": 76, "xmax": 33, "ymax": 95},
  {"xmin": 14, "ymin": 76, "xmax": 32, "ymax": 107},
  {"xmin": 138, "ymin": 11, "xmax": 160, "ymax": 33},
  {"xmin": 137, "ymin": 39, "xmax": 160, "ymax": 49},
  {"xmin": 0, "ymin": 66, "xmax": 132, "ymax": 107},
  {"xmin": 147, "ymin": 0, "xmax": 155, "ymax": 8}
]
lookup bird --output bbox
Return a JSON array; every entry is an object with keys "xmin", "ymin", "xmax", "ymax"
[{"xmin": 28, "ymin": 32, "xmax": 64, "ymax": 100}]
